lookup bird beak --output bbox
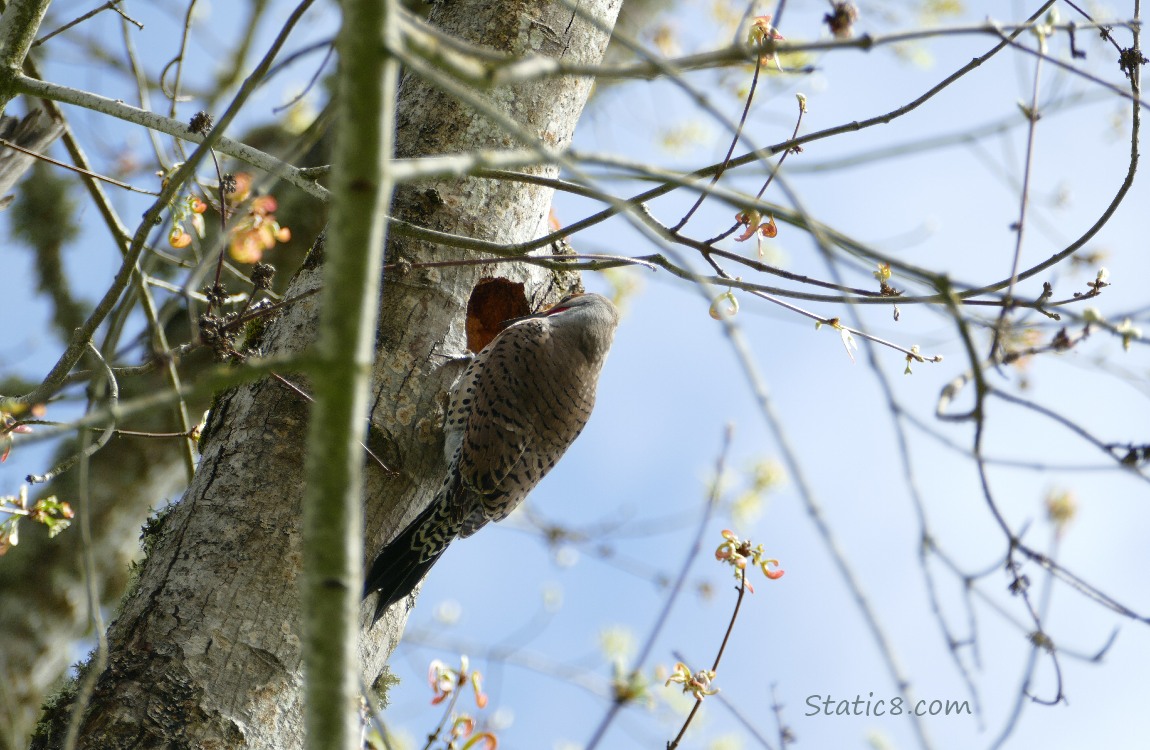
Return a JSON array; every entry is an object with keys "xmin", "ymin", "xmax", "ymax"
[{"xmin": 499, "ymin": 294, "xmax": 583, "ymax": 329}]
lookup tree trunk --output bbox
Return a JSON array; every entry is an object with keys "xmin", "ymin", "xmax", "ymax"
[
  {"xmin": 30, "ymin": 0, "xmax": 619, "ymax": 747},
  {"xmin": 0, "ymin": 346, "xmax": 215, "ymax": 750}
]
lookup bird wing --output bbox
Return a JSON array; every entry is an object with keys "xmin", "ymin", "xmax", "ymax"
[
  {"xmin": 453, "ymin": 319, "xmax": 547, "ymax": 495},
  {"xmin": 452, "ymin": 316, "xmax": 599, "ymax": 538}
]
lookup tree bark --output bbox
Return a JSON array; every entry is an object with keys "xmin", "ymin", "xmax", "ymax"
[
  {"xmin": 29, "ymin": 0, "xmax": 619, "ymax": 747},
  {"xmin": 1, "ymin": 351, "xmax": 213, "ymax": 750}
]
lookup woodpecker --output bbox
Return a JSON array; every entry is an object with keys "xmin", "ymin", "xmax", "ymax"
[{"xmin": 365, "ymin": 292, "xmax": 620, "ymax": 622}]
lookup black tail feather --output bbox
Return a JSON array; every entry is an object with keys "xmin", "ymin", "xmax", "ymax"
[{"xmin": 364, "ymin": 502, "xmax": 448, "ymax": 624}]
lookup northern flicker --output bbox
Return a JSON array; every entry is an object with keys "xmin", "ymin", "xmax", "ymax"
[{"xmin": 364, "ymin": 292, "xmax": 620, "ymax": 622}]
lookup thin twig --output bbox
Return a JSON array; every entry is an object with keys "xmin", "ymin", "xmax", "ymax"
[{"xmin": 33, "ymin": 0, "xmax": 142, "ymax": 47}]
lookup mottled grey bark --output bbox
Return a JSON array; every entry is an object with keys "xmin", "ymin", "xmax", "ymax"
[
  {"xmin": 26, "ymin": 0, "xmax": 620, "ymax": 747},
  {"xmin": 0, "ymin": 352, "xmax": 210, "ymax": 750}
]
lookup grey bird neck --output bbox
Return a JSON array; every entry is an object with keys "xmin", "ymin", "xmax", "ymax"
[{"xmin": 520, "ymin": 293, "xmax": 619, "ymax": 364}]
